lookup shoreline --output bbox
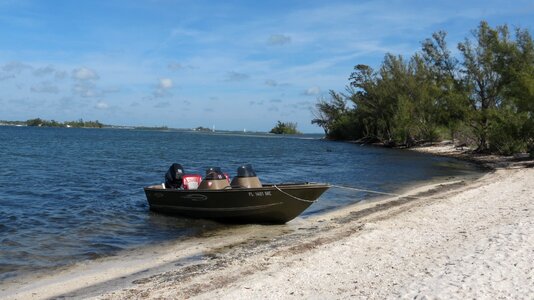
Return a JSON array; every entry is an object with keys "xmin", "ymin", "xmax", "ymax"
[
  {"xmin": 409, "ymin": 141, "xmax": 533, "ymax": 170},
  {"xmin": 1, "ymin": 145, "xmax": 532, "ymax": 299}
]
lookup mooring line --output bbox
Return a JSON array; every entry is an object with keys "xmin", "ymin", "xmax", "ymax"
[
  {"xmin": 273, "ymin": 185, "xmax": 318, "ymax": 203},
  {"xmin": 330, "ymin": 184, "xmax": 421, "ymax": 199}
]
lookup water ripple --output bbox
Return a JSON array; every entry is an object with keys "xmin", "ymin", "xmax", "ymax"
[{"xmin": 0, "ymin": 126, "xmax": 485, "ymax": 281}]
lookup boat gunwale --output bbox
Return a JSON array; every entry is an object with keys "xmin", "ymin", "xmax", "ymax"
[{"xmin": 143, "ymin": 182, "xmax": 330, "ymax": 193}]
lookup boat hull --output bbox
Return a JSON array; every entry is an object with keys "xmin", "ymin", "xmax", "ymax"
[{"xmin": 144, "ymin": 183, "xmax": 329, "ymax": 224}]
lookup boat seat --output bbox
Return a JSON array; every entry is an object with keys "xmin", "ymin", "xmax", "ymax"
[
  {"xmin": 198, "ymin": 167, "xmax": 230, "ymax": 190},
  {"xmin": 230, "ymin": 164, "xmax": 262, "ymax": 188},
  {"xmin": 198, "ymin": 179, "xmax": 230, "ymax": 190},
  {"xmin": 230, "ymin": 177, "xmax": 262, "ymax": 188}
]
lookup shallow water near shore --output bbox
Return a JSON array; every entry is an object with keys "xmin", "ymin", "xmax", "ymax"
[{"xmin": 0, "ymin": 126, "xmax": 486, "ymax": 281}]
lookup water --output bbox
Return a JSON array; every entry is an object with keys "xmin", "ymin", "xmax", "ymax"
[{"xmin": 0, "ymin": 126, "xmax": 485, "ymax": 280}]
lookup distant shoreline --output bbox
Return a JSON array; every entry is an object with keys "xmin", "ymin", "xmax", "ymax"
[{"xmin": 0, "ymin": 122, "xmax": 326, "ymax": 137}]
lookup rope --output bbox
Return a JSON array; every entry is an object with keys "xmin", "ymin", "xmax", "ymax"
[
  {"xmin": 330, "ymin": 184, "xmax": 420, "ymax": 199},
  {"xmin": 273, "ymin": 184, "xmax": 421, "ymax": 203},
  {"xmin": 273, "ymin": 185, "xmax": 317, "ymax": 203}
]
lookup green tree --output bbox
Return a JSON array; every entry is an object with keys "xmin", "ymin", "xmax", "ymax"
[
  {"xmin": 26, "ymin": 118, "xmax": 43, "ymax": 126},
  {"xmin": 348, "ymin": 55, "xmax": 442, "ymax": 146},
  {"xmin": 312, "ymin": 20, "xmax": 533, "ymax": 155},
  {"xmin": 349, "ymin": 63, "xmax": 393, "ymax": 143},
  {"xmin": 270, "ymin": 121, "xmax": 300, "ymax": 134},
  {"xmin": 458, "ymin": 21, "xmax": 509, "ymax": 152},
  {"xmin": 311, "ymin": 90, "xmax": 351, "ymax": 137},
  {"xmin": 493, "ymin": 27, "xmax": 534, "ymax": 154},
  {"xmin": 421, "ymin": 31, "xmax": 470, "ymax": 142},
  {"xmin": 458, "ymin": 21, "xmax": 533, "ymax": 153}
]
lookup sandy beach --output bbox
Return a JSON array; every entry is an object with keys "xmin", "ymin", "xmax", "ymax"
[{"xmin": 1, "ymin": 145, "xmax": 532, "ymax": 299}]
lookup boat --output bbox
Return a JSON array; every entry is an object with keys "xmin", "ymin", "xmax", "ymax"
[{"xmin": 144, "ymin": 164, "xmax": 330, "ymax": 224}]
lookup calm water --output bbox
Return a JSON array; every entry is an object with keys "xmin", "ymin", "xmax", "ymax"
[{"xmin": 0, "ymin": 126, "xmax": 485, "ymax": 280}]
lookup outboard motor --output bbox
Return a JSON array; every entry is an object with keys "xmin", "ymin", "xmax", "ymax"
[
  {"xmin": 198, "ymin": 167, "xmax": 230, "ymax": 190},
  {"xmin": 164, "ymin": 163, "xmax": 184, "ymax": 189},
  {"xmin": 231, "ymin": 164, "xmax": 262, "ymax": 188}
]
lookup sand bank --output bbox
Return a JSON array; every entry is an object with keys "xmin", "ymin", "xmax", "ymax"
[{"xmin": 1, "ymin": 146, "xmax": 532, "ymax": 299}]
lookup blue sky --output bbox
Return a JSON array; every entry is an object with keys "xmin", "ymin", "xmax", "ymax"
[{"xmin": 0, "ymin": 0, "xmax": 532, "ymax": 132}]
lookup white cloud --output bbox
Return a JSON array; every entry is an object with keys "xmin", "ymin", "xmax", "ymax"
[
  {"xmin": 168, "ymin": 62, "xmax": 184, "ymax": 71},
  {"xmin": 168, "ymin": 62, "xmax": 196, "ymax": 71},
  {"xmin": 72, "ymin": 67, "xmax": 99, "ymax": 81},
  {"xmin": 149, "ymin": 78, "xmax": 174, "ymax": 98},
  {"xmin": 32, "ymin": 65, "xmax": 68, "ymax": 80},
  {"xmin": 249, "ymin": 100, "xmax": 265, "ymax": 106},
  {"xmin": 265, "ymin": 79, "xmax": 290, "ymax": 88},
  {"xmin": 95, "ymin": 101, "xmax": 109, "ymax": 109},
  {"xmin": 159, "ymin": 78, "xmax": 173, "ymax": 89},
  {"xmin": 265, "ymin": 79, "xmax": 278, "ymax": 87},
  {"xmin": 30, "ymin": 82, "xmax": 60, "ymax": 94},
  {"xmin": 0, "ymin": 73, "xmax": 15, "ymax": 81},
  {"xmin": 2, "ymin": 61, "xmax": 32, "ymax": 74},
  {"xmin": 55, "ymin": 71, "xmax": 67, "ymax": 79},
  {"xmin": 224, "ymin": 71, "xmax": 249, "ymax": 82},
  {"xmin": 33, "ymin": 65, "xmax": 56, "ymax": 77},
  {"xmin": 303, "ymin": 86, "xmax": 321, "ymax": 96},
  {"xmin": 154, "ymin": 101, "xmax": 170, "ymax": 108},
  {"xmin": 171, "ymin": 27, "xmax": 202, "ymax": 38},
  {"xmin": 73, "ymin": 82, "xmax": 98, "ymax": 97},
  {"xmin": 268, "ymin": 34, "xmax": 291, "ymax": 46}
]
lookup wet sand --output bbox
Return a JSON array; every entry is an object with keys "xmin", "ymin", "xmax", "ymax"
[{"xmin": 1, "ymin": 145, "xmax": 532, "ymax": 299}]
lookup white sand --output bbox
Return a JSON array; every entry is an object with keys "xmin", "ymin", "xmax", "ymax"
[
  {"xmin": 1, "ymin": 148, "xmax": 532, "ymax": 299},
  {"xmin": 193, "ymin": 168, "xmax": 534, "ymax": 299}
]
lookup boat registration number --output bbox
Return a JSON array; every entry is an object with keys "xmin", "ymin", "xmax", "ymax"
[{"xmin": 248, "ymin": 191, "xmax": 272, "ymax": 197}]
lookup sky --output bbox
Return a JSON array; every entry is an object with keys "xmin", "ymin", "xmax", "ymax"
[{"xmin": 0, "ymin": 0, "xmax": 532, "ymax": 133}]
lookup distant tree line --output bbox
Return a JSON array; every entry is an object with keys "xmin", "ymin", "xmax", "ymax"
[
  {"xmin": 312, "ymin": 21, "xmax": 533, "ymax": 155},
  {"xmin": 270, "ymin": 121, "xmax": 301, "ymax": 134},
  {"xmin": 0, "ymin": 120, "xmax": 26, "ymax": 126},
  {"xmin": 26, "ymin": 118, "xmax": 104, "ymax": 128},
  {"xmin": 134, "ymin": 125, "xmax": 168, "ymax": 130},
  {"xmin": 195, "ymin": 126, "xmax": 213, "ymax": 132}
]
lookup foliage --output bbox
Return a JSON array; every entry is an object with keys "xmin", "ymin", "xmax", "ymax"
[
  {"xmin": 0, "ymin": 120, "xmax": 27, "ymax": 126},
  {"xmin": 134, "ymin": 126, "xmax": 168, "ymax": 130},
  {"xmin": 26, "ymin": 118, "xmax": 104, "ymax": 128},
  {"xmin": 312, "ymin": 21, "xmax": 534, "ymax": 155},
  {"xmin": 195, "ymin": 126, "xmax": 213, "ymax": 132},
  {"xmin": 270, "ymin": 121, "xmax": 301, "ymax": 134},
  {"xmin": 487, "ymin": 108, "xmax": 529, "ymax": 155},
  {"xmin": 312, "ymin": 90, "xmax": 355, "ymax": 138},
  {"xmin": 64, "ymin": 119, "xmax": 104, "ymax": 128}
]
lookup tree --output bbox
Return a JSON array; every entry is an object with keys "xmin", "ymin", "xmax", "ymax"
[
  {"xmin": 26, "ymin": 118, "xmax": 43, "ymax": 126},
  {"xmin": 311, "ymin": 21, "xmax": 533, "ymax": 154},
  {"xmin": 421, "ymin": 31, "xmax": 470, "ymax": 142},
  {"xmin": 348, "ymin": 55, "xmax": 442, "ymax": 146},
  {"xmin": 458, "ymin": 21, "xmax": 534, "ymax": 153},
  {"xmin": 270, "ymin": 121, "xmax": 300, "ymax": 134},
  {"xmin": 311, "ymin": 90, "xmax": 350, "ymax": 137},
  {"xmin": 494, "ymin": 27, "xmax": 534, "ymax": 154},
  {"xmin": 349, "ymin": 63, "xmax": 392, "ymax": 142},
  {"xmin": 458, "ymin": 21, "xmax": 509, "ymax": 151}
]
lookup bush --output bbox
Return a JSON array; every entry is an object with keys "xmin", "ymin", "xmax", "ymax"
[
  {"xmin": 488, "ymin": 109, "xmax": 528, "ymax": 155},
  {"xmin": 270, "ymin": 121, "xmax": 300, "ymax": 134}
]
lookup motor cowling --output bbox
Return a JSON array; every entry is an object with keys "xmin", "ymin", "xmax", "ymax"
[
  {"xmin": 164, "ymin": 163, "xmax": 184, "ymax": 189},
  {"xmin": 231, "ymin": 164, "xmax": 262, "ymax": 188}
]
